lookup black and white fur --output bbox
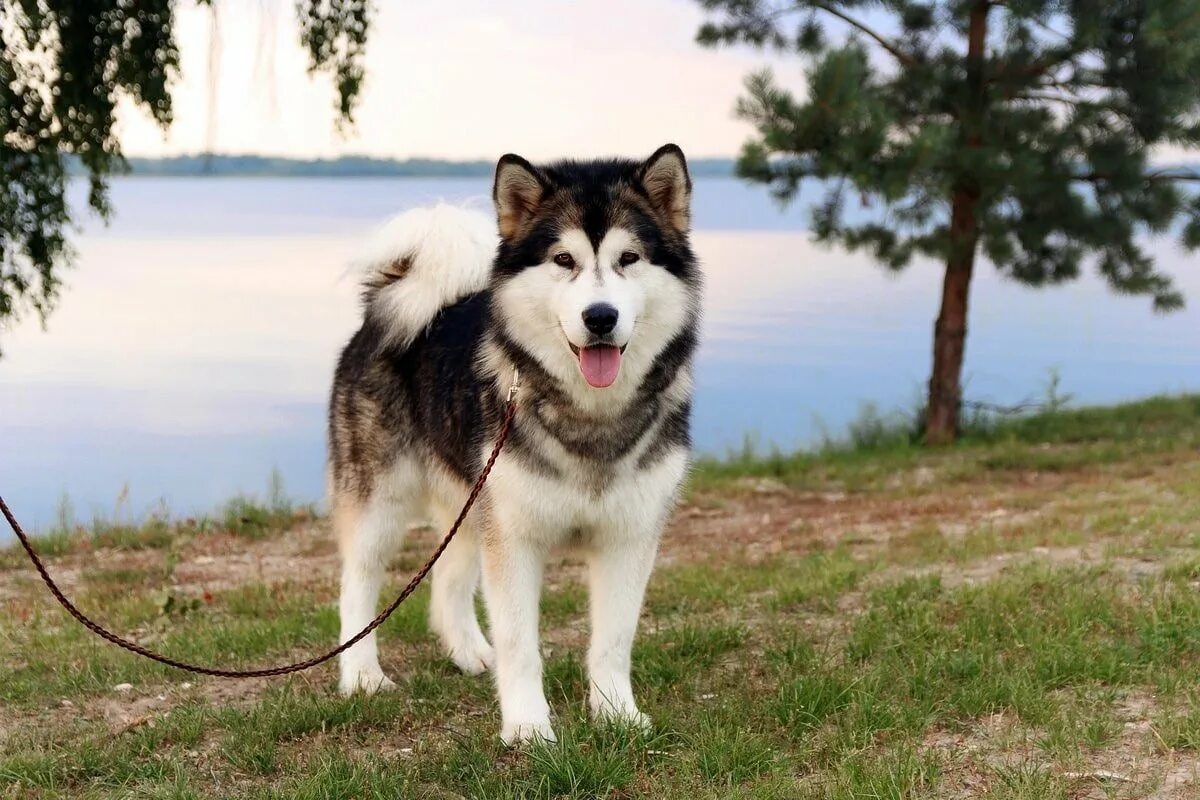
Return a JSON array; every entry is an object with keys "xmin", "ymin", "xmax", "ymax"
[{"xmin": 328, "ymin": 145, "xmax": 700, "ymax": 744}]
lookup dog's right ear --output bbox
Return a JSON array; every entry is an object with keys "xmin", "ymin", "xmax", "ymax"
[{"xmin": 493, "ymin": 154, "xmax": 547, "ymax": 239}]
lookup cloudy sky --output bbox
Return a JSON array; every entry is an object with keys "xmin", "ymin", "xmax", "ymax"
[{"xmin": 116, "ymin": 0, "xmax": 805, "ymax": 161}]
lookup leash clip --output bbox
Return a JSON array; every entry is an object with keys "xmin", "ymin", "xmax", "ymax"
[{"xmin": 507, "ymin": 368, "xmax": 521, "ymax": 403}]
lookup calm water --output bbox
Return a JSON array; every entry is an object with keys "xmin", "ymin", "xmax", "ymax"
[{"xmin": 2, "ymin": 177, "xmax": 1198, "ymax": 530}]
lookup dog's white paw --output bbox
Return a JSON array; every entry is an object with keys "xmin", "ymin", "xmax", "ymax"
[
  {"xmin": 339, "ymin": 664, "xmax": 396, "ymax": 696},
  {"xmin": 501, "ymin": 718, "xmax": 557, "ymax": 746},
  {"xmin": 446, "ymin": 639, "xmax": 496, "ymax": 676},
  {"xmin": 612, "ymin": 709, "xmax": 652, "ymax": 732},
  {"xmin": 431, "ymin": 608, "xmax": 495, "ymax": 676},
  {"xmin": 591, "ymin": 696, "xmax": 651, "ymax": 731}
]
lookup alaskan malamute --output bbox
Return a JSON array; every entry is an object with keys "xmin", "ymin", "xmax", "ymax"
[{"xmin": 328, "ymin": 144, "xmax": 700, "ymax": 744}]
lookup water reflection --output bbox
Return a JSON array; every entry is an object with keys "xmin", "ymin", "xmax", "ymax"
[{"xmin": 1, "ymin": 178, "xmax": 1197, "ymax": 528}]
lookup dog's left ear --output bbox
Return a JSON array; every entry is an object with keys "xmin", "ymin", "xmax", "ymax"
[{"xmin": 638, "ymin": 143, "xmax": 692, "ymax": 231}]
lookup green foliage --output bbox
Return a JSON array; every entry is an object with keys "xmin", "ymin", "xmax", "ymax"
[
  {"xmin": 296, "ymin": 0, "xmax": 370, "ymax": 126},
  {"xmin": 696, "ymin": 0, "xmax": 1200, "ymax": 309},
  {"xmin": 1, "ymin": 1, "xmax": 178, "ymax": 346},
  {"xmin": 0, "ymin": 2, "xmax": 371, "ymax": 352}
]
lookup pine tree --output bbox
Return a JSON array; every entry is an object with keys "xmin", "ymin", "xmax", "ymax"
[
  {"xmin": 0, "ymin": 1, "xmax": 369, "ymax": 353},
  {"xmin": 696, "ymin": 0, "xmax": 1200, "ymax": 443}
]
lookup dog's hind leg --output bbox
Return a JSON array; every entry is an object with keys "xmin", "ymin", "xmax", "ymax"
[
  {"xmin": 334, "ymin": 471, "xmax": 416, "ymax": 696},
  {"xmin": 428, "ymin": 504, "xmax": 494, "ymax": 675}
]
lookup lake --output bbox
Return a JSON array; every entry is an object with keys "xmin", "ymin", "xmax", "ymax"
[{"xmin": 2, "ymin": 176, "xmax": 1198, "ymax": 530}]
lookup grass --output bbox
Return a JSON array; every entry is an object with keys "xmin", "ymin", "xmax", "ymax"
[
  {"xmin": 690, "ymin": 392, "xmax": 1200, "ymax": 492},
  {"xmin": 2, "ymin": 394, "xmax": 1200, "ymax": 798},
  {"xmin": 0, "ymin": 471, "xmax": 316, "ymax": 570},
  {"xmin": 691, "ymin": 720, "xmax": 778, "ymax": 785}
]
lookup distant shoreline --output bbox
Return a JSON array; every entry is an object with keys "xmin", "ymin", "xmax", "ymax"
[
  {"xmin": 75, "ymin": 154, "xmax": 739, "ymax": 179},
  {"xmin": 86, "ymin": 155, "xmax": 1199, "ymax": 181}
]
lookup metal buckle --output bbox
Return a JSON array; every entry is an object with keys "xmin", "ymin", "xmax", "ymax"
[{"xmin": 507, "ymin": 368, "xmax": 521, "ymax": 403}]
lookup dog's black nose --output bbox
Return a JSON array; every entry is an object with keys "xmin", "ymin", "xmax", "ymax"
[{"xmin": 582, "ymin": 303, "xmax": 619, "ymax": 336}]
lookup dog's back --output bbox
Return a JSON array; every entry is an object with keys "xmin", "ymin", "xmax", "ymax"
[{"xmin": 328, "ymin": 205, "xmax": 499, "ymax": 506}]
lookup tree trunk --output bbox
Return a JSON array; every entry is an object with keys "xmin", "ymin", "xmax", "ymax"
[
  {"xmin": 924, "ymin": 0, "xmax": 988, "ymax": 445},
  {"xmin": 925, "ymin": 191, "xmax": 979, "ymax": 444}
]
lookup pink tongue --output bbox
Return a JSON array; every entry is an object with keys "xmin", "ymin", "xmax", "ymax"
[{"xmin": 578, "ymin": 345, "xmax": 622, "ymax": 388}]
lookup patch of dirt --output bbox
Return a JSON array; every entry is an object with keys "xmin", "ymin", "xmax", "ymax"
[
  {"xmin": 893, "ymin": 544, "xmax": 1170, "ymax": 591},
  {"xmin": 4, "ymin": 459, "xmax": 1190, "ymax": 604},
  {"xmin": 664, "ymin": 472, "xmax": 1059, "ymax": 565},
  {"xmin": 665, "ymin": 459, "xmax": 1200, "ymax": 572},
  {"xmin": 925, "ymin": 692, "xmax": 1200, "ymax": 800},
  {"xmin": 170, "ymin": 521, "xmax": 339, "ymax": 594}
]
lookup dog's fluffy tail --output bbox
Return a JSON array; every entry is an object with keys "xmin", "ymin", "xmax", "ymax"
[{"xmin": 354, "ymin": 203, "xmax": 497, "ymax": 346}]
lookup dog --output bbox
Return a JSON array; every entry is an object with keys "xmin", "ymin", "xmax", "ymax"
[{"xmin": 327, "ymin": 144, "xmax": 701, "ymax": 744}]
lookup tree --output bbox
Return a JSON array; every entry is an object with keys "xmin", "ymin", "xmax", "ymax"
[
  {"xmin": 695, "ymin": 0, "xmax": 1200, "ymax": 443},
  {"xmin": 0, "ymin": 0, "xmax": 369, "ymax": 354}
]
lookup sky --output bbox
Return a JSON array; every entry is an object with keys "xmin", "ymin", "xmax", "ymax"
[
  {"xmin": 116, "ymin": 0, "xmax": 806, "ymax": 162},
  {"xmin": 110, "ymin": 1, "xmax": 1200, "ymax": 164}
]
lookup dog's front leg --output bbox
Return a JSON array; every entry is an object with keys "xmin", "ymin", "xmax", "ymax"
[
  {"xmin": 481, "ymin": 529, "xmax": 554, "ymax": 745},
  {"xmin": 586, "ymin": 531, "xmax": 659, "ymax": 729}
]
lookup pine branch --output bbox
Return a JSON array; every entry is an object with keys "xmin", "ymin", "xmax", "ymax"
[
  {"xmin": 806, "ymin": 2, "xmax": 918, "ymax": 67},
  {"xmin": 1073, "ymin": 170, "xmax": 1200, "ymax": 184},
  {"xmin": 992, "ymin": 43, "xmax": 1094, "ymax": 84},
  {"xmin": 1034, "ymin": 76, "xmax": 1107, "ymax": 92},
  {"xmin": 1011, "ymin": 92, "xmax": 1123, "ymax": 112},
  {"xmin": 1147, "ymin": 168, "xmax": 1200, "ymax": 183}
]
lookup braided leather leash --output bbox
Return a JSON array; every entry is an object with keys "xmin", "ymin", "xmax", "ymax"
[{"xmin": 0, "ymin": 377, "xmax": 519, "ymax": 679}]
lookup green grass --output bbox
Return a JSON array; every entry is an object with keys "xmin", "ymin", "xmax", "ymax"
[
  {"xmin": 1153, "ymin": 694, "xmax": 1200, "ymax": 752},
  {"xmin": 5, "ymin": 555, "xmax": 1199, "ymax": 797},
  {"xmin": 3, "ymin": 394, "xmax": 1200, "ymax": 798},
  {"xmin": 690, "ymin": 720, "xmax": 778, "ymax": 786},
  {"xmin": 983, "ymin": 764, "xmax": 1070, "ymax": 800},
  {"xmin": 0, "ymin": 469, "xmax": 315, "ymax": 570},
  {"xmin": 690, "ymin": 392, "xmax": 1200, "ymax": 491}
]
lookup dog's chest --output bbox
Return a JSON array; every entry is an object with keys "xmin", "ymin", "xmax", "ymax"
[
  {"xmin": 529, "ymin": 396, "xmax": 660, "ymax": 465},
  {"xmin": 489, "ymin": 443, "xmax": 687, "ymax": 546}
]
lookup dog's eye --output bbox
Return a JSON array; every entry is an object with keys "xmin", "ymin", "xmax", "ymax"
[
  {"xmin": 553, "ymin": 253, "xmax": 575, "ymax": 268},
  {"xmin": 618, "ymin": 251, "xmax": 640, "ymax": 267}
]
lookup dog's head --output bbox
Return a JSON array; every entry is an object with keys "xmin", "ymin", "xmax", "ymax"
[{"xmin": 489, "ymin": 144, "xmax": 700, "ymax": 400}]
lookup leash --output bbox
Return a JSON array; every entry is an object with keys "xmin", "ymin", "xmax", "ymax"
[{"xmin": 0, "ymin": 372, "xmax": 520, "ymax": 679}]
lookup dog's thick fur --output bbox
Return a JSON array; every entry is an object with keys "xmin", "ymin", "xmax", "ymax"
[{"xmin": 328, "ymin": 145, "xmax": 700, "ymax": 744}]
